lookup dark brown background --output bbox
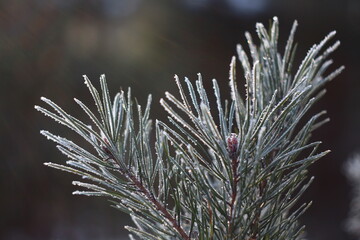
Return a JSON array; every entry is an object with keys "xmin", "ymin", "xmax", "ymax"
[{"xmin": 1, "ymin": 0, "xmax": 359, "ymax": 239}]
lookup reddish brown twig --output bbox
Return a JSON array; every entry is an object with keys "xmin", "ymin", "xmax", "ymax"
[
  {"xmin": 126, "ymin": 171, "xmax": 190, "ymax": 240},
  {"xmin": 102, "ymin": 140, "xmax": 189, "ymax": 239},
  {"xmin": 226, "ymin": 134, "xmax": 240, "ymax": 238}
]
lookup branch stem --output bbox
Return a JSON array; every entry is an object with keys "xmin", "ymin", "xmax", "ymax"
[
  {"xmin": 126, "ymin": 171, "xmax": 190, "ymax": 240},
  {"xmin": 227, "ymin": 156, "xmax": 240, "ymax": 238}
]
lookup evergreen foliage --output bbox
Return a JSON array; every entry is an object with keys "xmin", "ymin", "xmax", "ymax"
[{"xmin": 35, "ymin": 17, "xmax": 343, "ymax": 239}]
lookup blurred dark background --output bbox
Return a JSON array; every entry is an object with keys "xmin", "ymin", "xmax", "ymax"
[{"xmin": 1, "ymin": 0, "xmax": 359, "ymax": 239}]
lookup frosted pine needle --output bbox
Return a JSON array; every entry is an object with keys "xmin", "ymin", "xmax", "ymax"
[{"xmin": 36, "ymin": 17, "xmax": 343, "ymax": 239}]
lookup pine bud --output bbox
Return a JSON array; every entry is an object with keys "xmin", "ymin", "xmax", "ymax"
[{"xmin": 227, "ymin": 133, "xmax": 239, "ymax": 159}]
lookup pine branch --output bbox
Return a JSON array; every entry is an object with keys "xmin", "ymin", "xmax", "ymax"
[{"xmin": 36, "ymin": 17, "xmax": 343, "ymax": 239}]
